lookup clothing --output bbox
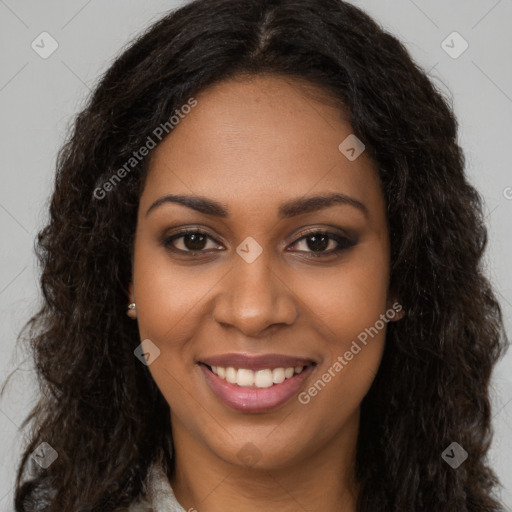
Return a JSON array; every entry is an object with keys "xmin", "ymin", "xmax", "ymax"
[{"xmin": 129, "ymin": 462, "xmax": 186, "ymax": 512}]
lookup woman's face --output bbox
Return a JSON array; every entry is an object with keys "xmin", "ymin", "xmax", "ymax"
[{"xmin": 130, "ymin": 74, "xmax": 399, "ymax": 470}]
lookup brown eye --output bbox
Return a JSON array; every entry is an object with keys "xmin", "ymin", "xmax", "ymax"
[
  {"xmin": 162, "ymin": 228, "xmax": 357, "ymax": 258},
  {"xmin": 162, "ymin": 229, "xmax": 221, "ymax": 253},
  {"xmin": 301, "ymin": 233, "xmax": 331, "ymax": 252},
  {"xmin": 289, "ymin": 230, "xmax": 357, "ymax": 257},
  {"xmin": 180, "ymin": 232, "xmax": 208, "ymax": 251}
]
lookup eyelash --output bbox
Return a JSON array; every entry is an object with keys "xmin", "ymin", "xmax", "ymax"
[{"xmin": 161, "ymin": 228, "xmax": 357, "ymax": 258}]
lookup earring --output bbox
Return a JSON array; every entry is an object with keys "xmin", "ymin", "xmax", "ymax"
[{"xmin": 127, "ymin": 302, "xmax": 137, "ymax": 319}]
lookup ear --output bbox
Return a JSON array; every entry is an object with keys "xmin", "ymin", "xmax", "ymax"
[{"xmin": 386, "ymin": 295, "xmax": 405, "ymax": 322}]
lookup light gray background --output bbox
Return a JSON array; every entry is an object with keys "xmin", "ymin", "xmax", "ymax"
[{"xmin": 1, "ymin": 0, "xmax": 511, "ymax": 509}]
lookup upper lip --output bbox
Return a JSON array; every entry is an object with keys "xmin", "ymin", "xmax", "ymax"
[{"xmin": 199, "ymin": 353, "xmax": 316, "ymax": 371}]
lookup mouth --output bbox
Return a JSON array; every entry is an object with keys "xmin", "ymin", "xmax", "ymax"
[
  {"xmin": 197, "ymin": 355, "xmax": 317, "ymax": 413},
  {"xmin": 201, "ymin": 363, "xmax": 313, "ymax": 388}
]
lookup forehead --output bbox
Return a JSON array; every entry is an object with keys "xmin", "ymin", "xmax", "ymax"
[{"xmin": 140, "ymin": 74, "xmax": 383, "ymax": 221}]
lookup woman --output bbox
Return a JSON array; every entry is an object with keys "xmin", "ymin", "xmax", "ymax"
[{"xmin": 7, "ymin": 0, "xmax": 508, "ymax": 510}]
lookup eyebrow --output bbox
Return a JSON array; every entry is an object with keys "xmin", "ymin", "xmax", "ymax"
[{"xmin": 145, "ymin": 192, "xmax": 368, "ymax": 219}]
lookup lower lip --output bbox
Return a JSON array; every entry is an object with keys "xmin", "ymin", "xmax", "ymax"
[{"xmin": 199, "ymin": 363, "xmax": 315, "ymax": 413}]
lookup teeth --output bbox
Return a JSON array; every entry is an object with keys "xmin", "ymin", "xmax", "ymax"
[
  {"xmin": 237, "ymin": 368, "xmax": 254, "ymax": 387},
  {"xmin": 225, "ymin": 367, "xmax": 237, "ymax": 384},
  {"xmin": 272, "ymin": 368, "xmax": 285, "ymax": 384},
  {"xmin": 254, "ymin": 369, "xmax": 273, "ymax": 388},
  {"xmin": 208, "ymin": 364, "xmax": 306, "ymax": 388}
]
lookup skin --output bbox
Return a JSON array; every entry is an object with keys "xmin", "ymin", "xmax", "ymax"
[{"xmin": 129, "ymin": 73, "xmax": 403, "ymax": 512}]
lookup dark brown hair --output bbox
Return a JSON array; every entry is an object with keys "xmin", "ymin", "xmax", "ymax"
[{"xmin": 3, "ymin": 0, "xmax": 508, "ymax": 510}]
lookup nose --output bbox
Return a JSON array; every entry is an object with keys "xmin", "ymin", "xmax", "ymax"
[{"xmin": 212, "ymin": 250, "xmax": 298, "ymax": 338}]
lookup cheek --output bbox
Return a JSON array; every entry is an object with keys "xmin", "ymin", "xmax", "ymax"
[
  {"xmin": 131, "ymin": 238, "xmax": 212, "ymax": 343},
  {"xmin": 294, "ymin": 242, "xmax": 389, "ymax": 414},
  {"xmin": 296, "ymin": 295, "xmax": 388, "ymax": 434},
  {"xmin": 131, "ymin": 242, "xmax": 206, "ymax": 411},
  {"xmin": 299, "ymin": 239, "xmax": 390, "ymax": 342}
]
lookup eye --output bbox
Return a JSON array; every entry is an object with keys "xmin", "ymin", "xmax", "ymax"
[
  {"xmin": 161, "ymin": 228, "xmax": 357, "ymax": 257},
  {"xmin": 162, "ymin": 229, "xmax": 222, "ymax": 253},
  {"xmin": 288, "ymin": 230, "xmax": 357, "ymax": 257}
]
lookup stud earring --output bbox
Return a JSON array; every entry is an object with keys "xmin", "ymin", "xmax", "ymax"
[{"xmin": 127, "ymin": 302, "xmax": 137, "ymax": 319}]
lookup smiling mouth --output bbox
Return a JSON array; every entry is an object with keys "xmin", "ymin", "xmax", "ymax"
[
  {"xmin": 198, "ymin": 360, "xmax": 317, "ymax": 413},
  {"xmin": 201, "ymin": 363, "xmax": 316, "ymax": 389}
]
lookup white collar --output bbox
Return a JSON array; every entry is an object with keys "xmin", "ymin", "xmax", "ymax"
[{"xmin": 130, "ymin": 462, "xmax": 186, "ymax": 512}]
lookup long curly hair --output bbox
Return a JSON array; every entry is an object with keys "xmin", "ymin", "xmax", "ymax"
[{"xmin": 4, "ymin": 0, "xmax": 509, "ymax": 510}]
